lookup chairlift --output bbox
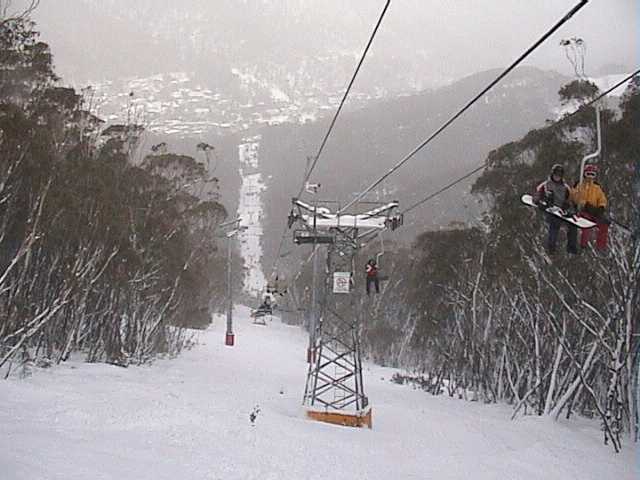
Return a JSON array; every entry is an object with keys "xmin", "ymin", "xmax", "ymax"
[
  {"xmin": 251, "ymin": 309, "xmax": 269, "ymax": 325},
  {"xmin": 251, "ymin": 296, "xmax": 273, "ymax": 325},
  {"xmin": 521, "ymin": 95, "xmax": 613, "ymax": 252},
  {"xmin": 293, "ymin": 229, "xmax": 334, "ymax": 245}
]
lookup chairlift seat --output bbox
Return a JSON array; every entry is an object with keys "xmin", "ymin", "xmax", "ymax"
[
  {"xmin": 252, "ymin": 305, "xmax": 273, "ymax": 317},
  {"xmin": 294, "ymin": 229, "xmax": 334, "ymax": 245}
]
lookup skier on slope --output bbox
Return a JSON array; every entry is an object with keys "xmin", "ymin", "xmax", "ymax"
[
  {"xmin": 533, "ymin": 164, "xmax": 578, "ymax": 255},
  {"xmin": 571, "ymin": 164, "xmax": 609, "ymax": 251},
  {"xmin": 365, "ymin": 259, "xmax": 380, "ymax": 295}
]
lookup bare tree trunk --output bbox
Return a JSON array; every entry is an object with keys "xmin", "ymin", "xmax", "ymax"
[
  {"xmin": 544, "ymin": 319, "xmax": 565, "ymax": 415},
  {"xmin": 549, "ymin": 336, "xmax": 603, "ymax": 420}
]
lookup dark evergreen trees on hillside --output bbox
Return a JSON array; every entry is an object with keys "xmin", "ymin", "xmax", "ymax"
[{"xmin": 0, "ymin": 18, "xmax": 228, "ymax": 374}]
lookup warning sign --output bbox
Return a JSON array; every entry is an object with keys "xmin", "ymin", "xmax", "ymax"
[{"xmin": 333, "ymin": 272, "xmax": 351, "ymax": 294}]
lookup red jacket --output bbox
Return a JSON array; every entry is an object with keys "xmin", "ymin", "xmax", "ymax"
[{"xmin": 366, "ymin": 264, "xmax": 378, "ymax": 277}]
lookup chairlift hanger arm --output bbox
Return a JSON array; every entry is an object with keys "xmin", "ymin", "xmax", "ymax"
[
  {"xmin": 376, "ymin": 233, "xmax": 385, "ymax": 266},
  {"xmin": 579, "ymin": 104, "xmax": 602, "ymax": 182}
]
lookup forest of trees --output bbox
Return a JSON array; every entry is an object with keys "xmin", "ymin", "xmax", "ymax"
[
  {"xmin": 348, "ymin": 77, "xmax": 639, "ymax": 452},
  {"xmin": 0, "ymin": 15, "xmax": 228, "ymax": 376}
]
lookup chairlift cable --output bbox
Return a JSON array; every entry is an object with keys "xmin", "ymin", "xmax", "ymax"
[
  {"xmin": 401, "ymin": 67, "xmax": 640, "ymax": 216},
  {"xmin": 339, "ymin": 0, "xmax": 590, "ymax": 215},
  {"xmin": 281, "ymin": 6, "xmax": 639, "ymax": 293},
  {"xmin": 275, "ymin": 2, "xmax": 640, "ymax": 284},
  {"xmin": 275, "ymin": 0, "xmax": 592, "ymax": 283},
  {"xmin": 271, "ymin": 1, "xmax": 392, "ymax": 278},
  {"xmin": 402, "ymin": 163, "xmax": 488, "ymax": 215},
  {"xmin": 297, "ymin": 0, "xmax": 392, "ymax": 199}
]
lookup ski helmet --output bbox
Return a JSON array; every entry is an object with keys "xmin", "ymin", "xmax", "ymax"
[
  {"xmin": 583, "ymin": 164, "xmax": 598, "ymax": 177},
  {"xmin": 551, "ymin": 164, "xmax": 564, "ymax": 177}
]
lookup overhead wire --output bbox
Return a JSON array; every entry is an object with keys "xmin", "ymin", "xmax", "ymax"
[
  {"xmin": 402, "ymin": 163, "xmax": 488, "ymax": 215},
  {"xmin": 339, "ymin": 0, "xmax": 590, "ymax": 214},
  {"xmin": 273, "ymin": 0, "xmax": 640, "ymax": 291},
  {"xmin": 272, "ymin": 0, "xmax": 593, "ymax": 287},
  {"xmin": 297, "ymin": 0, "xmax": 392, "ymax": 199},
  {"xmin": 401, "ymin": 66, "xmax": 640, "ymax": 216},
  {"xmin": 358, "ymin": 67, "xmax": 640, "ymax": 252},
  {"xmin": 276, "ymin": 5, "xmax": 640, "ymax": 299},
  {"xmin": 269, "ymin": 0, "xmax": 392, "ymax": 278}
]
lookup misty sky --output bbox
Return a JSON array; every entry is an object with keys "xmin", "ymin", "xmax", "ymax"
[{"xmin": 29, "ymin": 0, "xmax": 637, "ymax": 86}]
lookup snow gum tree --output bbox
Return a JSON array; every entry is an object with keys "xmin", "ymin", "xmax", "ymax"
[{"xmin": 0, "ymin": 17, "xmax": 229, "ymax": 375}]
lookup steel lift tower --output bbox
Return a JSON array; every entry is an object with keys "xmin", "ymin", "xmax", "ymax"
[{"xmin": 288, "ymin": 198, "xmax": 401, "ymax": 428}]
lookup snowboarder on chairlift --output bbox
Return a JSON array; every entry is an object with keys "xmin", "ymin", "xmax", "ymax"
[
  {"xmin": 533, "ymin": 164, "xmax": 578, "ymax": 255},
  {"xmin": 571, "ymin": 164, "xmax": 609, "ymax": 251},
  {"xmin": 365, "ymin": 259, "xmax": 380, "ymax": 295}
]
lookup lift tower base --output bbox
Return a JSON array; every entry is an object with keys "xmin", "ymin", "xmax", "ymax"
[{"xmin": 307, "ymin": 407, "xmax": 372, "ymax": 429}]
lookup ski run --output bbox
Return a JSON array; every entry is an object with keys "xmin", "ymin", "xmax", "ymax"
[{"xmin": 2, "ymin": 306, "xmax": 636, "ymax": 480}]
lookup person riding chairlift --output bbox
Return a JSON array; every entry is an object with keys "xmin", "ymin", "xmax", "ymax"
[
  {"xmin": 365, "ymin": 259, "xmax": 380, "ymax": 295},
  {"xmin": 571, "ymin": 164, "xmax": 609, "ymax": 251},
  {"xmin": 533, "ymin": 164, "xmax": 578, "ymax": 255}
]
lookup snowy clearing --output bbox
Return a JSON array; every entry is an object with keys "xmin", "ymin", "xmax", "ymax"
[{"xmin": 2, "ymin": 306, "xmax": 637, "ymax": 480}]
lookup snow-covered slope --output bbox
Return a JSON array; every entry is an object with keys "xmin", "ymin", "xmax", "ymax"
[{"xmin": 1, "ymin": 307, "xmax": 636, "ymax": 479}]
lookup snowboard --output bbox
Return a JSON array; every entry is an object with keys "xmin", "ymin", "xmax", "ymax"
[{"xmin": 521, "ymin": 194, "xmax": 596, "ymax": 229}]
